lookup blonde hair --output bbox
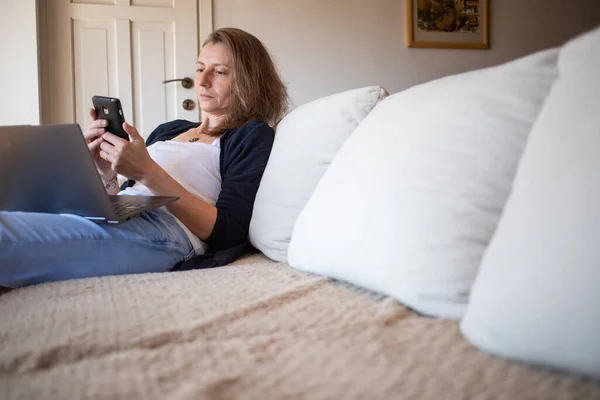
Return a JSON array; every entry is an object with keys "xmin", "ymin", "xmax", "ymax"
[{"xmin": 203, "ymin": 28, "xmax": 289, "ymax": 131}]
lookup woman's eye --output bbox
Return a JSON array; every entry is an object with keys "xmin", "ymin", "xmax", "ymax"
[
  {"xmin": 196, "ymin": 68, "xmax": 204, "ymax": 73},
  {"xmin": 215, "ymin": 70, "xmax": 226, "ymax": 75}
]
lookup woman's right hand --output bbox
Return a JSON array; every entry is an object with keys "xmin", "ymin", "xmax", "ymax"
[{"xmin": 84, "ymin": 108, "xmax": 113, "ymax": 176}]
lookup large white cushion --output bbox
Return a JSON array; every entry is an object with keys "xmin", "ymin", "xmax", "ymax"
[
  {"xmin": 460, "ymin": 27, "xmax": 600, "ymax": 378},
  {"xmin": 250, "ymin": 86, "xmax": 388, "ymax": 262},
  {"xmin": 288, "ymin": 48, "xmax": 559, "ymax": 319}
]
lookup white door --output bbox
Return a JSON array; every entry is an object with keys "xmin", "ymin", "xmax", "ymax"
[{"xmin": 40, "ymin": 0, "xmax": 202, "ymax": 139}]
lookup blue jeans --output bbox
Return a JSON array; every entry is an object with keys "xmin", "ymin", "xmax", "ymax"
[{"xmin": 0, "ymin": 209, "xmax": 194, "ymax": 288}]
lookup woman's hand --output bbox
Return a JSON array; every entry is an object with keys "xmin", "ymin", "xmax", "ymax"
[
  {"xmin": 99, "ymin": 122, "xmax": 158, "ymax": 182},
  {"xmin": 83, "ymin": 108, "xmax": 113, "ymax": 176}
]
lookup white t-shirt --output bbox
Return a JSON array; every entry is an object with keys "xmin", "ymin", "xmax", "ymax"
[{"xmin": 119, "ymin": 137, "xmax": 222, "ymax": 254}]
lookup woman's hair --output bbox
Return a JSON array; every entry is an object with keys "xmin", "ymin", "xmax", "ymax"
[{"xmin": 203, "ymin": 28, "xmax": 289, "ymax": 130}]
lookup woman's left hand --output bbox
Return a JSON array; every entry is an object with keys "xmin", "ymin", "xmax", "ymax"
[{"xmin": 99, "ymin": 122, "xmax": 157, "ymax": 182}]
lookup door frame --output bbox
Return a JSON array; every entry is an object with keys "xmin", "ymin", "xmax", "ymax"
[{"xmin": 37, "ymin": 0, "xmax": 213, "ymax": 125}]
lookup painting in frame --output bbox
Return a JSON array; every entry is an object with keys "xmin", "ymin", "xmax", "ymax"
[{"xmin": 406, "ymin": 0, "xmax": 489, "ymax": 49}]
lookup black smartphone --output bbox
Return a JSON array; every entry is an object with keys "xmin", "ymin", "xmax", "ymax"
[{"xmin": 92, "ymin": 96, "xmax": 129, "ymax": 141}]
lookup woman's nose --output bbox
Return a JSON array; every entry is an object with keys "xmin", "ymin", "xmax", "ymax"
[{"xmin": 197, "ymin": 71, "xmax": 211, "ymax": 87}]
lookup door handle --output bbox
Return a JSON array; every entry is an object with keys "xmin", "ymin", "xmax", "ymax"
[{"xmin": 162, "ymin": 77, "xmax": 194, "ymax": 89}]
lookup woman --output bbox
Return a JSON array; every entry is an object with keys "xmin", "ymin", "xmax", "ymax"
[{"xmin": 0, "ymin": 28, "xmax": 289, "ymax": 288}]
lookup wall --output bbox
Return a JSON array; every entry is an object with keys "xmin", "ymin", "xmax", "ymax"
[
  {"xmin": 0, "ymin": 0, "xmax": 40, "ymax": 125},
  {"xmin": 214, "ymin": 0, "xmax": 600, "ymax": 108}
]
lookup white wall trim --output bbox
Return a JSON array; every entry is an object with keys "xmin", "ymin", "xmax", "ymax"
[
  {"xmin": 0, "ymin": 0, "xmax": 42, "ymax": 125},
  {"xmin": 37, "ymin": 0, "xmax": 49, "ymax": 124}
]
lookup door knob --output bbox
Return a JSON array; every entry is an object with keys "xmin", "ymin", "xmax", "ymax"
[
  {"xmin": 182, "ymin": 99, "xmax": 195, "ymax": 111},
  {"xmin": 162, "ymin": 77, "xmax": 194, "ymax": 89}
]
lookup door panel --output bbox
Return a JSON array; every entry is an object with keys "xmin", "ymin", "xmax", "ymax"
[
  {"xmin": 132, "ymin": 0, "xmax": 173, "ymax": 7},
  {"xmin": 132, "ymin": 22, "xmax": 174, "ymax": 136},
  {"xmin": 72, "ymin": 0, "xmax": 116, "ymax": 5},
  {"xmin": 73, "ymin": 19, "xmax": 117, "ymax": 128}
]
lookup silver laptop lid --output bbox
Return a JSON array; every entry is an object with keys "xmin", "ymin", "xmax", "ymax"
[{"xmin": 0, "ymin": 124, "xmax": 118, "ymax": 219}]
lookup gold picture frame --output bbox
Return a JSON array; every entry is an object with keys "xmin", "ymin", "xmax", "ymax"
[{"xmin": 406, "ymin": 0, "xmax": 489, "ymax": 49}]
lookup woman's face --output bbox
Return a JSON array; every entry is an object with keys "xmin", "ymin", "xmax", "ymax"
[{"xmin": 195, "ymin": 42, "xmax": 233, "ymax": 116}]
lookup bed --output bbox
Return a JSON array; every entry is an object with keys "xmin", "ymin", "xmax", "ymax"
[{"xmin": 1, "ymin": 252, "xmax": 598, "ymax": 399}]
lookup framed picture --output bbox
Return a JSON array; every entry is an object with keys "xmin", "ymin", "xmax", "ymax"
[{"xmin": 406, "ymin": 0, "xmax": 489, "ymax": 49}]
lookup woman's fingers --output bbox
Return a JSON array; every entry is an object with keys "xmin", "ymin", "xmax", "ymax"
[
  {"xmin": 83, "ymin": 119, "xmax": 108, "ymax": 142},
  {"xmin": 89, "ymin": 107, "xmax": 97, "ymax": 121},
  {"xmin": 122, "ymin": 122, "xmax": 143, "ymax": 142},
  {"xmin": 86, "ymin": 120, "xmax": 107, "ymax": 133},
  {"xmin": 99, "ymin": 141, "xmax": 118, "ymax": 163},
  {"xmin": 99, "ymin": 149, "xmax": 112, "ymax": 162},
  {"xmin": 198, "ymin": 113, "xmax": 211, "ymax": 134},
  {"xmin": 101, "ymin": 131, "xmax": 127, "ymax": 148},
  {"xmin": 86, "ymin": 127, "xmax": 106, "ymax": 137},
  {"xmin": 88, "ymin": 136, "xmax": 103, "ymax": 151},
  {"xmin": 99, "ymin": 140, "xmax": 117, "ymax": 154},
  {"xmin": 99, "ymin": 138, "xmax": 124, "ymax": 162},
  {"xmin": 89, "ymin": 119, "xmax": 108, "ymax": 130}
]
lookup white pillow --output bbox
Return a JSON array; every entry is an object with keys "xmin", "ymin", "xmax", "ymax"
[
  {"xmin": 460, "ymin": 27, "xmax": 600, "ymax": 378},
  {"xmin": 249, "ymin": 86, "xmax": 388, "ymax": 262},
  {"xmin": 288, "ymin": 48, "xmax": 559, "ymax": 319}
]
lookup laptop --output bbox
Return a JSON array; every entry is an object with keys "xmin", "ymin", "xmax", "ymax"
[{"xmin": 0, "ymin": 124, "xmax": 179, "ymax": 223}]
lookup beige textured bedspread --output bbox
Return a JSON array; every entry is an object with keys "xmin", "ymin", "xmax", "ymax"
[{"xmin": 1, "ymin": 253, "xmax": 599, "ymax": 399}]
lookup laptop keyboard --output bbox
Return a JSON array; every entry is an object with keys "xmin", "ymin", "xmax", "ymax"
[{"xmin": 112, "ymin": 202, "xmax": 146, "ymax": 217}]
